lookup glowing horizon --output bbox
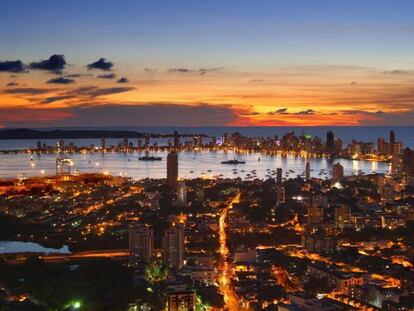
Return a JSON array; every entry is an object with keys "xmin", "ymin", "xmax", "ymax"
[{"xmin": 1, "ymin": 0, "xmax": 414, "ymax": 127}]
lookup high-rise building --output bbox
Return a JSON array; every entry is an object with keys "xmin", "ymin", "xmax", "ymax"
[
  {"xmin": 144, "ymin": 134, "xmax": 150, "ymax": 147},
  {"xmin": 311, "ymin": 194, "xmax": 328, "ymax": 209},
  {"xmin": 334, "ymin": 205, "xmax": 352, "ymax": 229},
  {"xmin": 326, "ymin": 130, "xmax": 334, "ymax": 152},
  {"xmin": 334, "ymin": 138, "xmax": 343, "ymax": 153},
  {"xmin": 101, "ymin": 137, "xmax": 106, "ymax": 152},
  {"xmin": 194, "ymin": 186, "xmax": 204, "ymax": 202},
  {"xmin": 122, "ymin": 137, "xmax": 129, "ymax": 151},
  {"xmin": 128, "ymin": 223, "xmax": 153, "ymax": 267},
  {"xmin": 176, "ymin": 180, "xmax": 187, "ymax": 206},
  {"xmin": 332, "ymin": 162, "xmax": 344, "ymax": 183},
  {"xmin": 276, "ymin": 167, "xmax": 283, "ymax": 184},
  {"xmin": 173, "ymin": 131, "xmax": 180, "ymax": 149},
  {"xmin": 402, "ymin": 147, "xmax": 414, "ymax": 177},
  {"xmin": 167, "ymin": 289, "xmax": 196, "ymax": 311},
  {"xmin": 390, "ymin": 130, "xmax": 396, "ymax": 155},
  {"xmin": 167, "ymin": 151, "xmax": 178, "ymax": 188},
  {"xmin": 302, "ymin": 233, "xmax": 337, "ymax": 255},
  {"xmin": 275, "ymin": 185, "xmax": 285, "ymax": 207},
  {"xmin": 307, "ymin": 206, "xmax": 324, "ymax": 226},
  {"xmin": 377, "ymin": 138, "xmax": 389, "ymax": 154},
  {"xmin": 394, "ymin": 142, "xmax": 403, "ymax": 155},
  {"xmin": 163, "ymin": 223, "xmax": 185, "ymax": 269},
  {"xmin": 391, "ymin": 156, "xmax": 402, "ymax": 177},
  {"xmin": 305, "ymin": 162, "xmax": 311, "ymax": 181}
]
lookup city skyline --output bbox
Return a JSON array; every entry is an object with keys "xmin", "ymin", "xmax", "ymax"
[
  {"xmin": 1, "ymin": 3, "xmax": 414, "ymax": 309},
  {"xmin": 2, "ymin": 0, "xmax": 414, "ymax": 127}
]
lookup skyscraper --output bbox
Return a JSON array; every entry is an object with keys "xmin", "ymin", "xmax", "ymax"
[
  {"xmin": 276, "ymin": 167, "xmax": 283, "ymax": 184},
  {"xmin": 176, "ymin": 180, "xmax": 187, "ymax": 206},
  {"xmin": 307, "ymin": 206, "xmax": 324, "ymax": 226},
  {"xmin": 326, "ymin": 130, "xmax": 334, "ymax": 152},
  {"xmin": 163, "ymin": 223, "xmax": 185, "ymax": 269},
  {"xmin": 167, "ymin": 151, "xmax": 178, "ymax": 188},
  {"xmin": 275, "ymin": 185, "xmax": 285, "ymax": 207},
  {"xmin": 332, "ymin": 162, "xmax": 344, "ymax": 183},
  {"xmin": 144, "ymin": 134, "xmax": 150, "ymax": 147},
  {"xmin": 305, "ymin": 162, "xmax": 310, "ymax": 181},
  {"xmin": 402, "ymin": 147, "xmax": 414, "ymax": 177},
  {"xmin": 334, "ymin": 205, "xmax": 352, "ymax": 229},
  {"xmin": 377, "ymin": 138, "xmax": 389, "ymax": 154},
  {"xmin": 128, "ymin": 223, "xmax": 154, "ymax": 267},
  {"xmin": 101, "ymin": 137, "xmax": 106, "ymax": 152},
  {"xmin": 390, "ymin": 130, "xmax": 396, "ymax": 155},
  {"xmin": 173, "ymin": 131, "xmax": 180, "ymax": 149}
]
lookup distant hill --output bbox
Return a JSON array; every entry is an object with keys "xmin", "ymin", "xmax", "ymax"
[{"xmin": 0, "ymin": 128, "xmax": 147, "ymax": 139}]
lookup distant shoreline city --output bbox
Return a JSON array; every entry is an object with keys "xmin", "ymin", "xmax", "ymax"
[{"xmin": 0, "ymin": 128, "xmax": 408, "ymax": 162}]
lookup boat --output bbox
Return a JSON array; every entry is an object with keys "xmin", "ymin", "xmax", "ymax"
[
  {"xmin": 221, "ymin": 158, "xmax": 246, "ymax": 165},
  {"xmin": 139, "ymin": 155, "xmax": 162, "ymax": 161}
]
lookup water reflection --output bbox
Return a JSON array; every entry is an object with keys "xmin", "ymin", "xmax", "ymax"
[
  {"xmin": 0, "ymin": 151, "xmax": 389, "ymax": 180},
  {"xmin": 0, "ymin": 241, "xmax": 69, "ymax": 254}
]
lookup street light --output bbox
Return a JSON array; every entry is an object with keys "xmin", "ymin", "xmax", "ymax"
[{"xmin": 72, "ymin": 301, "xmax": 81, "ymax": 309}]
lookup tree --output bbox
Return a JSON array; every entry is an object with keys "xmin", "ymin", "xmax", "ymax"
[{"xmin": 144, "ymin": 258, "xmax": 169, "ymax": 285}]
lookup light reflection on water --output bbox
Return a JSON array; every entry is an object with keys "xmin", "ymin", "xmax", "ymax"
[
  {"xmin": 0, "ymin": 150, "xmax": 389, "ymax": 180},
  {"xmin": 0, "ymin": 241, "xmax": 69, "ymax": 254}
]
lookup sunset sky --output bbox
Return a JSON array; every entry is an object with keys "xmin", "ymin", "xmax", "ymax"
[{"xmin": 1, "ymin": 0, "xmax": 414, "ymax": 127}]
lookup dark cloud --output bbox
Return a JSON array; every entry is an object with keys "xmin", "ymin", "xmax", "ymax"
[
  {"xmin": 267, "ymin": 108, "xmax": 317, "ymax": 115},
  {"xmin": 268, "ymin": 108, "xmax": 289, "ymax": 115},
  {"xmin": 87, "ymin": 58, "xmax": 113, "ymax": 71},
  {"xmin": 168, "ymin": 68, "xmax": 196, "ymax": 73},
  {"xmin": 97, "ymin": 73, "xmax": 116, "ymax": 79},
  {"xmin": 383, "ymin": 70, "xmax": 414, "ymax": 75},
  {"xmin": 0, "ymin": 60, "xmax": 26, "ymax": 73},
  {"xmin": 63, "ymin": 73, "xmax": 94, "ymax": 79},
  {"xmin": 355, "ymin": 109, "xmax": 414, "ymax": 125},
  {"xmin": 47, "ymin": 77, "xmax": 75, "ymax": 84},
  {"xmin": 249, "ymin": 79, "xmax": 263, "ymax": 83},
  {"xmin": 296, "ymin": 109, "xmax": 316, "ymax": 115},
  {"xmin": 68, "ymin": 86, "xmax": 134, "ymax": 98},
  {"xmin": 144, "ymin": 68, "xmax": 157, "ymax": 72},
  {"xmin": 240, "ymin": 112, "xmax": 260, "ymax": 116},
  {"xmin": 6, "ymin": 82, "xmax": 19, "ymax": 87},
  {"xmin": 350, "ymin": 81, "xmax": 357, "ymax": 85},
  {"xmin": 65, "ymin": 73, "xmax": 82, "ymax": 78},
  {"xmin": 30, "ymin": 54, "xmax": 67, "ymax": 72},
  {"xmin": 117, "ymin": 77, "xmax": 129, "ymax": 83},
  {"xmin": 0, "ymin": 103, "xmax": 237, "ymax": 127},
  {"xmin": 41, "ymin": 95, "xmax": 75, "ymax": 104},
  {"xmin": 36, "ymin": 86, "xmax": 136, "ymax": 105},
  {"xmin": 168, "ymin": 67, "xmax": 223, "ymax": 75},
  {"xmin": 4, "ymin": 87, "xmax": 52, "ymax": 95},
  {"xmin": 199, "ymin": 67, "xmax": 223, "ymax": 75}
]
